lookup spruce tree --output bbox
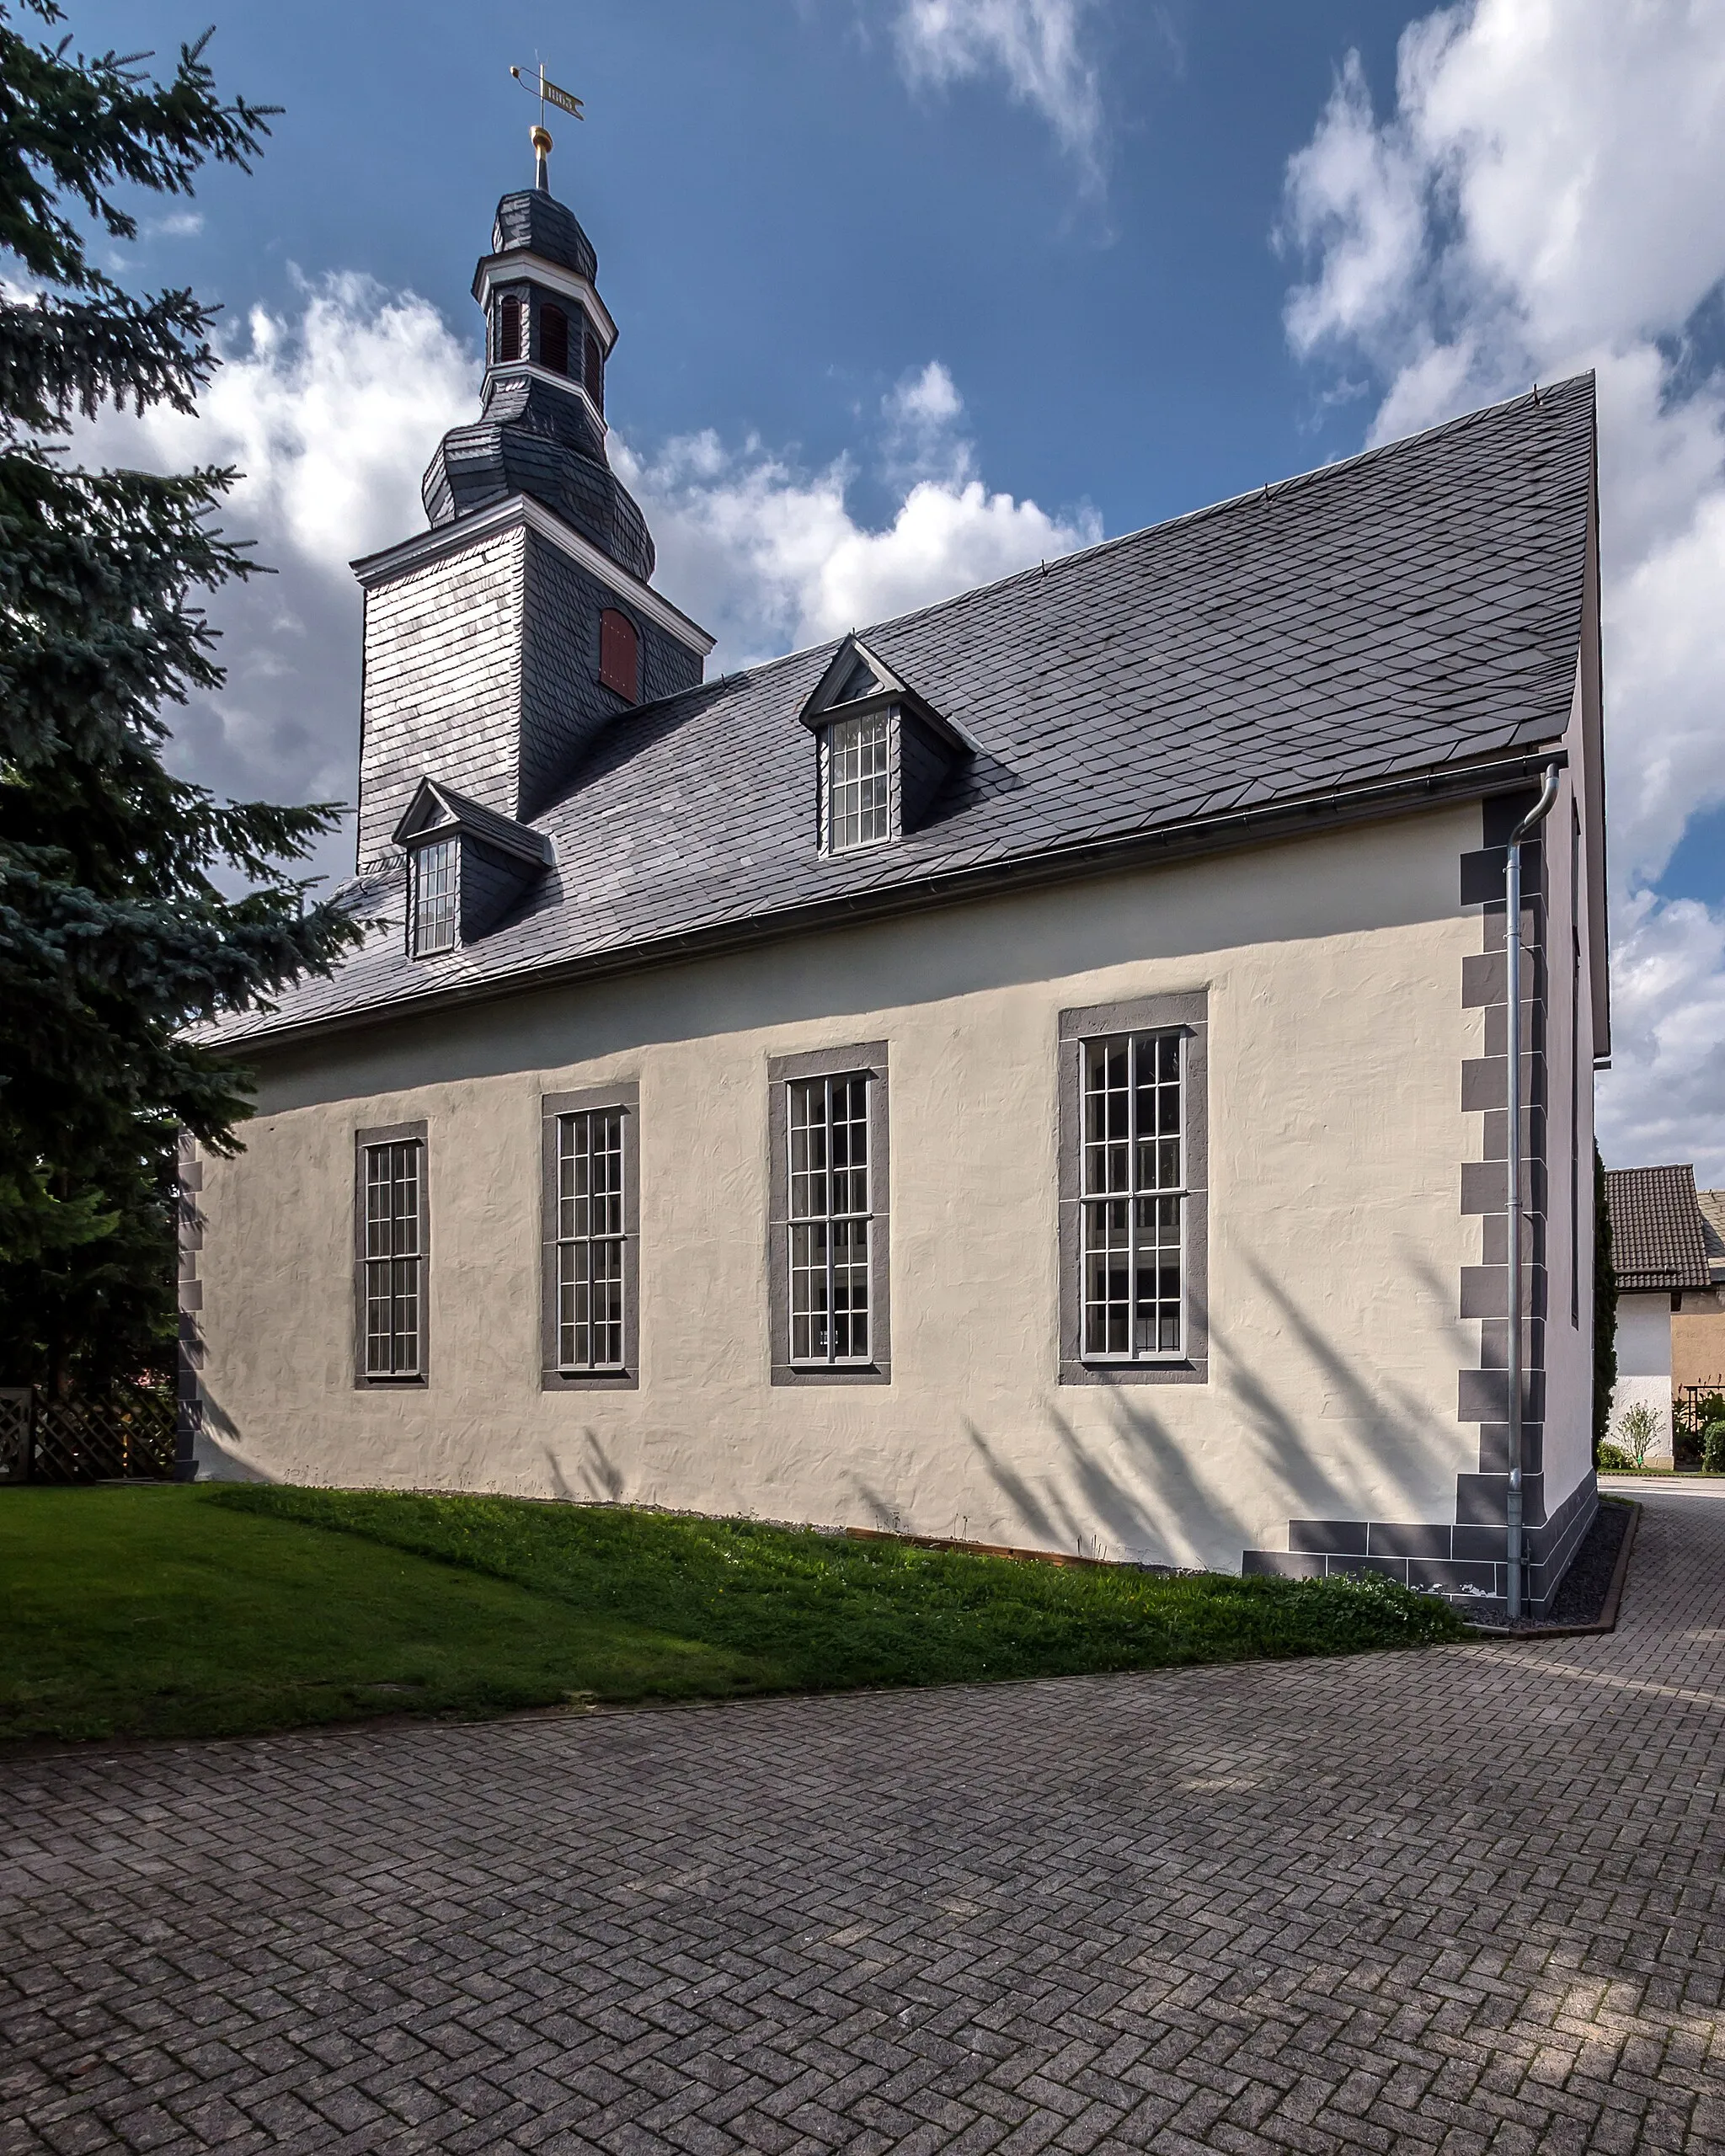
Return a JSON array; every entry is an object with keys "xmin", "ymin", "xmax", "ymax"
[{"xmin": 0, "ymin": 3, "xmax": 360, "ymax": 1393}]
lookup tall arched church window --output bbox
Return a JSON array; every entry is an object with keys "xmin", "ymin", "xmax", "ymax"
[
  {"xmin": 584, "ymin": 328, "xmax": 604, "ymax": 414},
  {"xmin": 497, "ymin": 296, "xmax": 522, "ymax": 364},
  {"xmin": 540, "ymin": 302, "xmax": 569, "ymax": 375},
  {"xmin": 599, "ymin": 609, "xmax": 639, "ymax": 702}
]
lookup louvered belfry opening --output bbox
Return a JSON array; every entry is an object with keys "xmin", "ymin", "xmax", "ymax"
[
  {"xmin": 540, "ymin": 301, "xmax": 569, "ymax": 375},
  {"xmin": 583, "ymin": 328, "xmax": 604, "ymax": 413},
  {"xmin": 496, "ymin": 295, "xmax": 522, "ymax": 363}
]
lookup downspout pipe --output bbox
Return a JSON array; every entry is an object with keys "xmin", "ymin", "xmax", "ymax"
[{"xmin": 1504, "ymin": 757, "xmax": 1565, "ymax": 1621}]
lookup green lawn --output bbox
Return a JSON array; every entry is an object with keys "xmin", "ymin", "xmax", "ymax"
[{"xmin": 0, "ymin": 1483, "xmax": 1466, "ymax": 1745}]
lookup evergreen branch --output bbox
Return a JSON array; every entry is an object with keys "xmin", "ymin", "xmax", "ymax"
[
  {"xmin": 0, "ymin": 282, "xmax": 218, "ymax": 430},
  {"xmin": 0, "ymin": 3, "xmax": 274, "ymax": 291}
]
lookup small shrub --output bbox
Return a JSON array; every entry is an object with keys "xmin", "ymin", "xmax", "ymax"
[
  {"xmin": 1616, "ymin": 1401, "xmax": 1661, "ymax": 1469},
  {"xmin": 1597, "ymin": 1440, "xmax": 1636, "ymax": 1472},
  {"xmin": 1704, "ymin": 1420, "xmax": 1725, "ymax": 1473}
]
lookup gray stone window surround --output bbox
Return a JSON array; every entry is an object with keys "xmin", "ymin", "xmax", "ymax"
[
  {"xmin": 818, "ymin": 702, "xmax": 900, "ymax": 857},
  {"xmin": 812, "ymin": 698, "xmax": 961, "ymax": 859},
  {"xmin": 1058, "ymin": 990, "xmax": 1210, "ymax": 1386},
  {"xmin": 353, "ymin": 1120, "xmax": 430, "ymax": 1389},
  {"xmin": 766, "ymin": 1043, "xmax": 891, "ymax": 1386},
  {"xmin": 541, "ymin": 1082, "xmax": 641, "ymax": 1390},
  {"xmin": 408, "ymin": 832, "xmax": 459, "ymax": 958}
]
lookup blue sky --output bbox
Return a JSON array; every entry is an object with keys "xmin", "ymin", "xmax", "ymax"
[
  {"xmin": 86, "ymin": 1, "xmax": 1411, "ymax": 532},
  {"xmin": 61, "ymin": 2, "xmax": 1725, "ymax": 1171}
]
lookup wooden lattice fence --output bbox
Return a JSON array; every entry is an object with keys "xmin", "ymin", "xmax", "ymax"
[{"xmin": 0, "ymin": 1385, "xmax": 177, "ymax": 1484}]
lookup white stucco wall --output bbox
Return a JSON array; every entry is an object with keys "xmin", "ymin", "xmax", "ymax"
[
  {"xmin": 193, "ymin": 799, "xmax": 1588, "ymax": 1573},
  {"xmin": 1610, "ymin": 1291, "xmax": 1674, "ymax": 1464}
]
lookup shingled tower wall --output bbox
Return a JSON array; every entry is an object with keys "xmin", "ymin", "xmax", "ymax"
[{"xmin": 351, "ymin": 171, "xmax": 705, "ymax": 866}]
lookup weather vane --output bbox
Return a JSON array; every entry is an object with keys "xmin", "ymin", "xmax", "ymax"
[{"xmin": 510, "ymin": 63, "xmax": 584, "ymax": 188}]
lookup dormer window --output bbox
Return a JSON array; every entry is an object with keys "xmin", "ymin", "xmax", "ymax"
[
  {"xmin": 599, "ymin": 607, "xmax": 639, "ymax": 701},
  {"xmin": 496, "ymin": 296, "xmax": 522, "ymax": 364},
  {"xmin": 825, "ymin": 711, "xmax": 892, "ymax": 852},
  {"xmin": 393, "ymin": 779, "xmax": 554, "ymax": 959},
  {"xmin": 540, "ymin": 301, "xmax": 569, "ymax": 374},
  {"xmin": 798, "ymin": 633, "xmax": 975, "ymax": 858},
  {"xmin": 411, "ymin": 836, "xmax": 459, "ymax": 956}
]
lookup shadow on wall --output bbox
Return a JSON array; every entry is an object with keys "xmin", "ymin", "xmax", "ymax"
[
  {"xmin": 942, "ymin": 1253, "xmax": 1461, "ymax": 1566},
  {"xmin": 194, "ymin": 1385, "xmax": 279, "ymax": 1483},
  {"xmin": 543, "ymin": 1430, "xmax": 625, "ymax": 1504}
]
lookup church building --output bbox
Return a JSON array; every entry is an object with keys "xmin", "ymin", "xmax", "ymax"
[{"xmin": 185, "ymin": 153, "xmax": 1611, "ymax": 1617}]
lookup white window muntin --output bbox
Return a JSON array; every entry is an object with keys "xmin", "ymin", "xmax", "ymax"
[
  {"xmin": 1080, "ymin": 1031, "xmax": 1185, "ymax": 1360},
  {"xmin": 364, "ymin": 1139, "xmax": 425, "ymax": 1377},
  {"xmin": 556, "ymin": 1108, "xmax": 627, "ymax": 1371},
  {"xmin": 824, "ymin": 708, "xmax": 893, "ymax": 854},
  {"xmin": 788, "ymin": 1074, "xmax": 873, "ymax": 1364},
  {"xmin": 411, "ymin": 835, "xmax": 459, "ymax": 956}
]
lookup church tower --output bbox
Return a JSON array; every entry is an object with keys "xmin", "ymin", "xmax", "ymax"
[{"xmin": 350, "ymin": 138, "xmax": 713, "ymax": 867}]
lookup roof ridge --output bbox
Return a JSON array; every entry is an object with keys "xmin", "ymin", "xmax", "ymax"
[{"xmin": 641, "ymin": 371, "xmax": 1597, "ymax": 686}]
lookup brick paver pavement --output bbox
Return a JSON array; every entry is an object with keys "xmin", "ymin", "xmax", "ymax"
[{"xmin": 3, "ymin": 1487, "xmax": 1723, "ymax": 2156}]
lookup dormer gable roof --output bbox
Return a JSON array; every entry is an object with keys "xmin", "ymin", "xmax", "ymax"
[
  {"xmin": 392, "ymin": 779, "xmax": 553, "ymax": 868},
  {"xmin": 797, "ymin": 632, "xmax": 977, "ymax": 755}
]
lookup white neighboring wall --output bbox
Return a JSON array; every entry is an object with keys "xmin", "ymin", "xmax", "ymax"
[{"xmin": 1611, "ymin": 1291, "xmax": 1674, "ymax": 1463}]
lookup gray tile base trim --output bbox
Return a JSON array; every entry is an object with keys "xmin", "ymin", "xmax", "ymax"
[{"xmin": 1242, "ymin": 1471, "xmax": 1597, "ymax": 1615}]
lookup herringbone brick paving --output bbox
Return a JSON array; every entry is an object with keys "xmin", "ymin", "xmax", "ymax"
[{"xmin": 3, "ymin": 1486, "xmax": 1722, "ymax": 2154}]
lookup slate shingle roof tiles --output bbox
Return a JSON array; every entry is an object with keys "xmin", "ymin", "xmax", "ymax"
[{"xmin": 216, "ymin": 372, "xmax": 1594, "ymax": 1044}]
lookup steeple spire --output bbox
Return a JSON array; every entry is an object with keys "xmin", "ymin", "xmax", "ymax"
[
  {"xmin": 417, "ymin": 141, "xmax": 655, "ymax": 582},
  {"xmin": 510, "ymin": 64, "xmax": 584, "ymax": 192}
]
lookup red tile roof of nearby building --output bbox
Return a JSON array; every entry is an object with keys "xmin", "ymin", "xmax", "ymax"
[{"xmin": 1605, "ymin": 1165, "xmax": 1712, "ymax": 1293}]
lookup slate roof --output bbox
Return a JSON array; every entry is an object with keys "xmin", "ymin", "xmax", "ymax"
[
  {"xmin": 489, "ymin": 189, "xmax": 598, "ymax": 283},
  {"xmin": 1605, "ymin": 1166, "xmax": 1714, "ymax": 1294},
  {"xmin": 216, "ymin": 372, "xmax": 1596, "ymax": 1047}
]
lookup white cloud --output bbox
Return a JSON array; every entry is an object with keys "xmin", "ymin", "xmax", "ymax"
[
  {"xmin": 101, "ymin": 270, "xmax": 480, "ymax": 568},
  {"xmin": 892, "ymin": 0, "xmax": 1105, "ymax": 183},
  {"xmin": 79, "ymin": 279, "xmax": 1093, "ymax": 883},
  {"xmin": 1279, "ymin": 0, "xmax": 1725, "ymax": 1177},
  {"xmin": 1605, "ymin": 894, "xmax": 1725, "ymax": 1180},
  {"xmin": 79, "ymin": 273, "xmax": 477, "ymax": 886},
  {"xmin": 616, "ymin": 361, "xmax": 1096, "ymax": 663}
]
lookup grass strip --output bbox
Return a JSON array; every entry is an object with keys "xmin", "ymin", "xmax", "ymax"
[
  {"xmin": 2, "ymin": 1483, "xmax": 1466, "ymax": 1747},
  {"xmin": 208, "ymin": 1483, "xmax": 1466, "ymax": 1685}
]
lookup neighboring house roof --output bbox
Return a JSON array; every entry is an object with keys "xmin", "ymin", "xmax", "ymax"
[
  {"xmin": 213, "ymin": 371, "xmax": 1597, "ymax": 1049},
  {"xmin": 1697, "ymin": 1189, "xmax": 1725, "ymax": 1287},
  {"xmin": 1605, "ymin": 1165, "xmax": 1714, "ymax": 1293}
]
